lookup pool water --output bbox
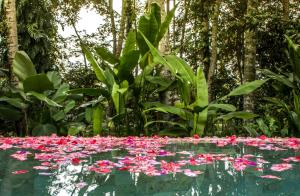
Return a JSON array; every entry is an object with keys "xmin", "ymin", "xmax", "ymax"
[{"xmin": 0, "ymin": 136, "xmax": 299, "ymax": 196}]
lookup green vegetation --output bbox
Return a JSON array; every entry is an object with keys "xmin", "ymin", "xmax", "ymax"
[{"xmin": 0, "ymin": 0, "xmax": 299, "ymax": 137}]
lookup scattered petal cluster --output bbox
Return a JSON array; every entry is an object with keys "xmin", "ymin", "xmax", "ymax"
[{"xmin": 0, "ymin": 135, "xmax": 299, "ymax": 183}]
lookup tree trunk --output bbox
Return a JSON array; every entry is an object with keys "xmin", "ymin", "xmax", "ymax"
[
  {"xmin": 207, "ymin": 0, "xmax": 220, "ymax": 102},
  {"xmin": 200, "ymin": 1, "xmax": 210, "ymax": 78},
  {"xmin": 4, "ymin": 0, "xmax": 18, "ymax": 80},
  {"xmin": 243, "ymin": 0, "xmax": 257, "ymax": 113},
  {"xmin": 125, "ymin": 0, "xmax": 133, "ymax": 35},
  {"xmin": 116, "ymin": 0, "xmax": 127, "ymax": 57},
  {"xmin": 108, "ymin": 0, "xmax": 117, "ymax": 55},
  {"xmin": 179, "ymin": 0, "xmax": 190, "ymax": 58},
  {"xmin": 282, "ymin": 0, "xmax": 289, "ymax": 20},
  {"xmin": 172, "ymin": 0, "xmax": 176, "ymax": 49}
]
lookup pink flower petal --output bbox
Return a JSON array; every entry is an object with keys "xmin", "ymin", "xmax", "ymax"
[{"xmin": 260, "ymin": 175, "xmax": 281, "ymax": 180}]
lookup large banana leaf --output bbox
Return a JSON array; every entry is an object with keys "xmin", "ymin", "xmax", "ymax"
[
  {"xmin": 156, "ymin": 4, "xmax": 177, "ymax": 44},
  {"xmin": 52, "ymin": 83, "xmax": 70, "ymax": 103},
  {"xmin": 23, "ymin": 74, "xmax": 54, "ymax": 93},
  {"xmin": 0, "ymin": 97, "xmax": 27, "ymax": 109},
  {"xmin": 262, "ymin": 69, "xmax": 294, "ymax": 88},
  {"xmin": 165, "ymin": 55, "xmax": 195, "ymax": 84},
  {"xmin": 81, "ymin": 44, "xmax": 107, "ymax": 83},
  {"xmin": 139, "ymin": 31, "xmax": 181, "ymax": 80},
  {"xmin": 122, "ymin": 30, "xmax": 136, "ymax": 55},
  {"xmin": 150, "ymin": 3, "xmax": 161, "ymax": 29},
  {"xmin": 137, "ymin": 11, "xmax": 159, "ymax": 55},
  {"xmin": 143, "ymin": 102, "xmax": 193, "ymax": 120},
  {"xmin": 95, "ymin": 47, "xmax": 119, "ymax": 65},
  {"xmin": 227, "ymin": 80, "xmax": 267, "ymax": 97},
  {"xmin": 117, "ymin": 50, "xmax": 140, "ymax": 82},
  {"xmin": 27, "ymin": 91, "xmax": 61, "ymax": 107},
  {"xmin": 47, "ymin": 71, "xmax": 62, "ymax": 89},
  {"xmin": 285, "ymin": 36, "xmax": 300, "ymax": 80},
  {"xmin": 112, "ymin": 82, "xmax": 128, "ymax": 114},
  {"xmin": 208, "ymin": 104, "xmax": 237, "ymax": 112},
  {"xmin": 194, "ymin": 68, "xmax": 208, "ymax": 135},
  {"xmin": 93, "ymin": 105, "xmax": 103, "ymax": 135},
  {"xmin": 13, "ymin": 51, "xmax": 36, "ymax": 81}
]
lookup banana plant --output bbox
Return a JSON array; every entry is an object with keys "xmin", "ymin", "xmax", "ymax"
[
  {"xmin": 0, "ymin": 51, "xmax": 78, "ymax": 136},
  {"xmin": 140, "ymin": 32, "xmax": 267, "ymax": 136},
  {"xmin": 262, "ymin": 36, "xmax": 300, "ymax": 133},
  {"xmin": 69, "ymin": 3, "xmax": 177, "ymax": 136}
]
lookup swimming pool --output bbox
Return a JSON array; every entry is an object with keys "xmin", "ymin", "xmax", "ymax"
[{"xmin": 0, "ymin": 136, "xmax": 299, "ymax": 195}]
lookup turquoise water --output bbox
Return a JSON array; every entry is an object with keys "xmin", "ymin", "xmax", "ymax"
[{"xmin": 0, "ymin": 137, "xmax": 300, "ymax": 195}]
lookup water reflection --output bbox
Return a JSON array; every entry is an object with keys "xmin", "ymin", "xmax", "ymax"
[{"xmin": 0, "ymin": 143, "xmax": 299, "ymax": 195}]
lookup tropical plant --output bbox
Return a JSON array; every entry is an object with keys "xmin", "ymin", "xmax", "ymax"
[
  {"xmin": 262, "ymin": 35, "xmax": 300, "ymax": 135},
  {"xmin": 0, "ymin": 51, "xmax": 78, "ymax": 136}
]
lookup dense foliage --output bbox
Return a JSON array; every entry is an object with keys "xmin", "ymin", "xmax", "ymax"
[{"xmin": 0, "ymin": 0, "xmax": 299, "ymax": 137}]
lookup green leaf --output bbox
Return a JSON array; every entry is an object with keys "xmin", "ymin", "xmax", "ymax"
[
  {"xmin": 262, "ymin": 69, "xmax": 294, "ymax": 88},
  {"xmin": 118, "ymin": 50, "xmax": 140, "ymax": 82},
  {"xmin": 219, "ymin": 111, "xmax": 259, "ymax": 121},
  {"xmin": 0, "ymin": 97, "xmax": 27, "ymax": 109},
  {"xmin": 290, "ymin": 111, "xmax": 300, "ymax": 131},
  {"xmin": 194, "ymin": 68, "xmax": 208, "ymax": 135},
  {"xmin": 145, "ymin": 76, "xmax": 173, "ymax": 87},
  {"xmin": 137, "ymin": 13, "xmax": 159, "ymax": 55},
  {"xmin": 12, "ymin": 51, "xmax": 36, "ymax": 81},
  {"xmin": 85, "ymin": 107, "xmax": 93, "ymax": 122},
  {"xmin": 95, "ymin": 46, "xmax": 119, "ymax": 64},
  {"xmin": 93, "ymin": 105, "xmax": 103, "ymax": 135},
  {"xmin": 112, "ymin": 83, "xmax": 121, "ymax": 114},
  {"xmin": 68, "ymin": 123, "xmax": 86, "ymax": 136},
  {"xmin": 244, "ymin": 126, "xmax": 259, "ymax": 137},
  {"xmin": 156, "ymin": 4, "xmax": 177, "ymax": 44},
  {"xmin": 52, "ymin": 83, "xmax": 70, "ymax": 103},
  {"xmin": 32, "ymin": 124, "xmax": 57, "ymax": 136},
  {"xmin": 27, "ymin": 91, "xmax": 62, "ymax": 107},
  {"xmin": 144, "ymin": 102, "xmax": 193, "ymax": 120},
  {"xmin": 122, "ymin": 30, "xmax": 136, "ymax": 55},
  {"xmin": 285, "ymin": 36, "xmax": 300, "ymax": 80},
  {"xmin": 227, "ymin": 80, "xmax": 267, "ymax": 97},
  {"xmin": 47, "ymin": 71, "xmax": 62, "ymax": 89},
  {"xmin": 52, "ymin": 110, "xmax": 65, "ymax": 121},
  {"xmin": 208, "ymin": 104, "xmax": 237, "ymax": 112},
  {"xmin": 165, "ymin": 55, "xmax": 195, "ymax": 84},
  {"xmin": 256, "ymin": 118, "xmax": 271, "ymax": 137},
  {"xmin": 81, "ymin": 44, "xmax": 107, "ymax": 83},
  {"xmin": 0, "ymin": 104, "xmax": 23, "ymax": 121},
  {"xmin": 68, "ymin": 88, "xmax": 110, "ymax": 98},
  {"xmin": 144, "ymin": 120, "xmax": 187, "ymax": 130},
  {"xmin": 23, "ymin": 74, "xmax": 54, "ymax": 93},
  {"xmin": 139, "ymin": 31, "xmax": 178, "ymax": 76},
  {"xmin": 151, "ymin": 3, "xmax": 161, "ymax": 29},
  {"xmin": 64, "ymin": 100, "xmax": 76, "ymax": 113}
]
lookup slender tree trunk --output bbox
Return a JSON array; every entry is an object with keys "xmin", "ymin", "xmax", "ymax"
[
  {"xmin": 126, "ymin": 0, "xmax": 133, "ymax": 35},
  {"xmin": 108, "ymin": 0, "xmax": 117, "ymax": 55},
  {"xmin": 4, "ymin": 0, "xmax": 18, "ymax": 80},
  {"xmin": 172, "ymin": 0, "xmax": 176, "ymax": 49},
  {"xmin": 116, "ymin": 0, "xmax": 127, "ymax": 57},
  {"xmin": 207, "ymin": 0, "xmax": 220, "ymax": 102},
  {"xmin": 282, "ymin": 0, "xmax": 289, "ymax": 20},
  {"xmin": 179, "ymin": 0, "xmax": 190, "ymax": 58},
  {"xmin": 201, "ymin": 1, "xmax": 210, "ymax": 78},
  {"xmin": 243, "ymin": 0, "xmax": 257, "ymax": 112}
]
